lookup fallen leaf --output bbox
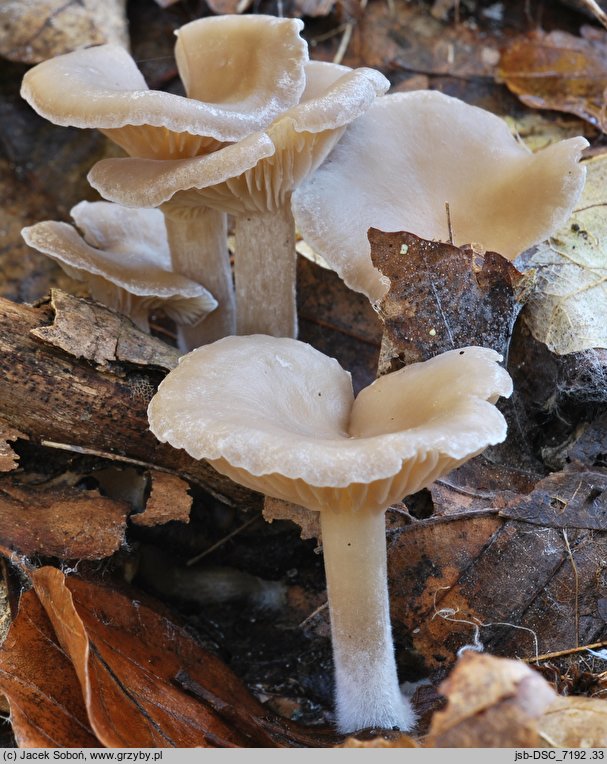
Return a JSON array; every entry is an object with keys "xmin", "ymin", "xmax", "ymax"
[
  {"xmin": 32, "ymin": 567, "xmax": 340, "ymax": 747},
  {"xmin": 131, "ymin": 472, "xmax": 191, "ymax": 527},
  {"xmin": 0, "ymin": 0, "xmax": 128, "ymax": 64},
  {"xmin": 538, "ymin": 696, "xmax": 607, "ymax": 747},
  {"xmin": 0, "ymin": 589, "xmax": 99, "ymax": 748},
  {"xmin": 523, "ymin": 153, "xmax": 607, "ymax": 355},
  {"xmin": 426, "ymin": 652, "xmax": 557, "ymax": 747},
  {"xmin": 297, "ymin": 255, "xmax": 381, "ymax": 392},
  {"xmin": 388, "ymin": 513, "xmax": 607, "ymax": 673},
  {"xmin": 498, "ymin": 27, "xmax": 607, "ymax": 132},
  {"xmin": 0, "ymin": 478, "xmax": 128, "ymax": 559},
  {"xmin": 369, "ymin": 230, "xmax": 523, "ymax": 373},
  {"xmin": 499, "ymin": 470, "xmax": 607, "ymax": 529}
]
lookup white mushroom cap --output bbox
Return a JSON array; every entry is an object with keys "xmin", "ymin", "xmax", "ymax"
[
  {"xmin": 292, "ymin": 90, "xmax": 589, "ymax": 302},
  {"xmin": 148, "ymin": 337, "xmax": 512, "ymax": 513},
  {"xmin": 87, "ymin": 64, "xmax": 390, "ymax": 215},
  {"xmin": 22, "ymin": 201, "xmax": 217, "ymax": 331},
  {"xmin": 20, "ymin": 16, "xmax": 308, "ymax": 157}
]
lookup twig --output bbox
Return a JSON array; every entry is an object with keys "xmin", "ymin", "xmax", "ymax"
[
  {"xmin": 522, "ymin": 640, "xmax": 607, "ymax": 664},
  {"xmin": 298, "ymin": 601, "xmax": 329, "ymax": 629},
  {"xmin": 445, "ymin": 202, "xmax": 454, "ymax": 244},
  {"xmin": 333, "ymin": 23, "xmax": 353, "ymax": 65},
  {"xmin": 562, "ymin": 529, "xmax": 580, "ymax": 648},
  {"xmin": 578, "ymin": 0, "xmax": 607, "ymax": 30},
  {"xmin": 186, "ymin": 513, "xmax": 262, "ymax": 566}
]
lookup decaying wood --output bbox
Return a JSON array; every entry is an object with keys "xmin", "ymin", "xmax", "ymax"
[{"xmin": 0, "ymin": 291, "xmax": 261, "ymax": 509}]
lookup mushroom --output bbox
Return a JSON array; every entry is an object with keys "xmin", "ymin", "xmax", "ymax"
[
  {"xmin": 21, "ymin": 201, "xmax": 217, "ymax": 334},
  {"xmin": 88, "ymin": 61, "xmax": 389, "ymax": 338},
  {"xmin": 147, "ymin": 335, "xmax": 513, "ymax": 733},
  {"xmin": 20, "ymin": 15, "xmax": 309, "ymax": 346},
  {"xmin": 292, "ymin": 90, "xmax": 589, "ymax": 303}
]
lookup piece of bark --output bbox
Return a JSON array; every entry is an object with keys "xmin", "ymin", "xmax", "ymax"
[
  {"xmin": 32, "ymin": 289, "xmax": 180, "ymax": 370},
  {"xmin": 0, "ymin": 477, "xmax": 128, "ymax": 559},
  {"xmin": 0, "ymin": 0, "xmax": 129, "ymax": 64},
  {"xmin": 132, "ymin": 472, "xmax": 191, "ymax": 527},
  {"xmin": 370, "ymin": 230, "xmax": 523, "ymax": 373},
  {"xmin": 0, "ymin": 421, "xmax": 25, "ymax": 472},
  {"xmin": 0, "ymin": 589, "xmax": 99, "ymax": 747},
  {"xmin": 0, "ymin": 293, "xmax": 260, "ymax": 508}
]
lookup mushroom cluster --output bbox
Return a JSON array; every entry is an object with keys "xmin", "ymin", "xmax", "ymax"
[
  {"xmin": 22, "ymin": 201, "xmax": 217, "ymax": 334},
  {"xmin": 148, "ymin": 335, "xmax": 513, "ymax": 733},
  {"xmin": 21, "ymin": 15, "xmax": 389, "ymax": 345}
]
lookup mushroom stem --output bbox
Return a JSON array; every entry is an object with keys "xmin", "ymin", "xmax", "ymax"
[
  {"xmin": 319, "ymin": 508, "xmax": 414, "ymax": 734},
  {"xmin": 163, "ymin": 207, "xmax": 235, "ymax": 349},
  {"xmin": 234, "ymin": 199, "xmax": 297, "ymax": 337}
]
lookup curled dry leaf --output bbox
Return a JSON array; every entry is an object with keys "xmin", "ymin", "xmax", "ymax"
[
  {"xmin": 498, "ymin": 27, "xmax": 607, "ymax": 132},
  {"xmin": 0, "ymin": 478, "xmax": 128, "ymax": 559},
  {"xmin": 31, "ymin": 567, "xmax": 340, "ymax": 748},
  {"xmin": 0, "ymin": 0, "xmax": 128, "ymax": 65},
  {"xmin": 370, "ymin": 229, "xmax": 523, "ymax": 372},
  {"xmin": 426, "ymin": 652, "xmax": 557, "ymax": 747},
  {"xmin": 0, "ymin": 589, "xmax": 99, "ymax": 748},
  {"xmin": 523, "ymin": 153, "xmax": 607, "ymax": 355},
  {"xmin": 131, "ymin": 472, "xmax": 192, "ymax": 527}
]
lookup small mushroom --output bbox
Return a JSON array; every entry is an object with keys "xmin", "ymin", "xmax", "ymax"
[
  {"xmin": 20, "ymin": 15, "xmax": 309, "ymax": 346},
  {"xmin": 89, "ymin": 61, "xmax": 389, "ymax": 338},
  {"xmin": 147, "ymin": 336, "xmax": 513, "ymax": 733},
  {"xmin": 292, "ymin": 90, "xmax": 589, "ymax": 303},
  {"xmin": 21, "ymin": 201, "xmax": 217, "ymax": 334}
]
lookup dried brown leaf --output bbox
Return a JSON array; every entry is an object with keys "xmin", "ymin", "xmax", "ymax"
[
  {"xmin": 499, "ymin": 470, "xmax": 607, "ymax": 529},
  {"xmin": 370, "ymin": 230, "xmax": 522, "ymax": 372},
  {"xmin": 426, "ymin": 652, "xmax": 557, "ymax": 747},
  {"xmin": 0, "ymin": 589, "xmax": 99, "ymax": 748},
  {"xmin": 538, "ymin": 696, "xmax": 607, "ymax": 747},
  {"xmin": 132, "ymin": 472, "xmax": 191, "ymax": 527},
  {"xmin": 0, "ymin": 478, "xmax": 128, "ymax": 559},
  {"xmin": 297, "ymin": 256, "xmax": 381, "ymax": 392},
  {"xmin": 388, "ymin": 513, "xmax": 607, "ymax": 672},
  {"xmin": 498, "ymin": 27, "xmax": 607, "ymax": 132},
  {"xmin": 0, "ymin": 0, "xmax": 128, "ymax": 64},
  {"xmin": 32, "ymin": 567, "xmax": 340, "ymax": 748}
]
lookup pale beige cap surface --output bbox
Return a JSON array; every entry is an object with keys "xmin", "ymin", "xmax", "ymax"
[
  {"xmin": 20, "ymin": 16, "xmax": 307, "ymax": 155},
  {"xmin": 148, "ymin": 337, "xmax": 512, "ymax": 513},
  {"xmin": 22, "ymin": 201, "xmax": 217, "ymax": 327},
  {"xmin": 87, "ymin": 64, "xmax": 390, "ymax": 215},
  {"xmin": 292, "ymin": 90, "xmax": 589, "ymax": 302}
]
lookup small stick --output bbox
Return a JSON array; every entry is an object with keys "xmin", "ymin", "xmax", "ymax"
[
  {"xmin": 522, "ymin": 640, "xmax": 607, "ymax": 664},
  {"xmin": 445, "ymin": 202, "xmax": 454, "ymax": 244},
  {"xmin": 562, "ymin": 529, "xmax": 580, "ymax": 648},
  {"xmin": 298, "ymin": 601, "xmax": 329, "ymax": 629},
  {"xmin": 186, "ymin": 513, "xmax": 261, "ymax": 566}
]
